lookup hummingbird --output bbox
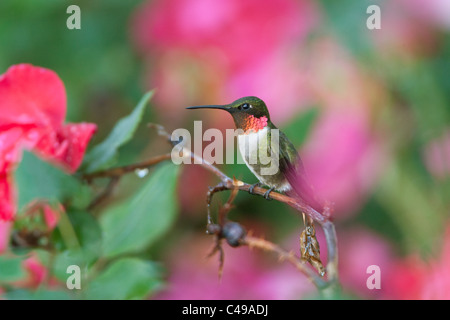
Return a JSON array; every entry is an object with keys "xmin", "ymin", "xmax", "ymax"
[{"xmin": 187, "ymin": 96, "xmax": 322, "ymax": 212}]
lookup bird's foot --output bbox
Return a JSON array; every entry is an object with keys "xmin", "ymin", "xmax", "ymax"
[
  {"xmin": 263, "ymin": 187, "xmax": 275, "ymax": 201},
  {"xmin": 248, "ymin": 182, "xmax": 261, "ymax": 195}
]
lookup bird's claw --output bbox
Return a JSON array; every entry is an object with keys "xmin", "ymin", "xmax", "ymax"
[
  {"xmin": 248, "ymin": 182, "xmax": 261, "ymax": 195},
  {"xmin": 263, "ymin": 187, "xmax": 275, "ymax": 201}
]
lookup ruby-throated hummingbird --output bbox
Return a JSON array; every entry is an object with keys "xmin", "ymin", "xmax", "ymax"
[{"xmin": 187, "ymin": 96, "xmax": 322, "ymax": 212}]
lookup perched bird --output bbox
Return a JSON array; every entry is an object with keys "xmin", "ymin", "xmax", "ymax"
[{"xmin": 187, "ymin": 96, "xmax": 322, "ymax": 212}]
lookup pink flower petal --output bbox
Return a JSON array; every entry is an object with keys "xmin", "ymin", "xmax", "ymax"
[
  {"xmin": 0, "ymin": 220, "xmax": 12, "ymax": 253},
  {"xmin": 21, "ymin": 255, "xmax": 48, "ymax": 289},
  {"xmin": 42, "ymin": 202, "xmax": 63, "ymax": 230},
  {"xmin": 0, "ymin": 172, "xmax": 16, "ymax": 221},
  {"xmin": 0, "ymin": 64, "xmax": 97, "ymax": 221},
  {"xmin": 0, "ymin": 64, "xmax": 66, "ymax": 129},
  {"xmin": 34, "ymin": 123, "xmax": 97, "ymax": 173}
]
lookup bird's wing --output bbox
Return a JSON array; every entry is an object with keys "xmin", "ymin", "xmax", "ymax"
[{"xmin": 270, "ymin": 124, "xmax": 323, "ymax": 213}]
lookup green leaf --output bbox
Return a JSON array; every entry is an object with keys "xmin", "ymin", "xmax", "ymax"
[
  {"xmin": 52, "ymin": 249, "xmax": 89, "ymax": 283},
  {"xmin": 0, "ymin": 256, "xmax": 26, "ymax": 282},
  {"xmin": 83, "ymin": 91, "xmax": 154, "ymax": 173},
  {"xmin": 85, "ymin": 258, "xmax": 163, "ymax": 300},
  {"xmin": 14, "ymin": 152, "xmax": 90, "ymax": 210},
  {"xmin": 101, "ymin": 162, "xmax": 180, "ymax": 258}
]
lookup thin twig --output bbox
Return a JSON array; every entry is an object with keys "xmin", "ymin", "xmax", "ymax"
[
  {"xmin": 82, "ymin": 153, "xmax": 172, "ymax": 209},
  {"xmin": 241, "ymin": 235, "xmax": 328, "ymax": 290},
  {"xmin": 218, "ymin": 181, "xmax": 239, "ymax": 225},
  {"xmin": 206, "ymin": 183, "xmax": 229, "ymax": 226},
  {"xmin": 83, "ymin": 153, "xmax": 172, "ymax": 180}
]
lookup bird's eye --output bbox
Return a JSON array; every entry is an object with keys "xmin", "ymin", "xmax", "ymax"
[{"xmin": 241, "ymin": 103, "xmax": 250, "ymax": 110}]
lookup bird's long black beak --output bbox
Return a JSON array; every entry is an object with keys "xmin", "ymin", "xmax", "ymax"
[{"xmin": 186, "ymin": 104, "xmax": 232, "ymax": 112}]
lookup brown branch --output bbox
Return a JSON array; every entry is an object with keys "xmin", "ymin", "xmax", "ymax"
[
  {"xmin": 205, "ymin": 186, "xmax": 239, "ymax": 279},
  {"xmin": 148, "ymin": 123, "xmax": 233, "ymax": 183},
  {"xmin": 241, "ymin": 235, "xmax": 328, "ymax": 290},
  {"xmin": 206, "ymin": 183, "xmax": 229, "ymax": 226},
  {"xmin": 83, "ymin": 153, "xmax": 172, "ymax": 180},
  {"xmin": 82, "ymin": 153, "xmax": 172, "ymax": 209}
]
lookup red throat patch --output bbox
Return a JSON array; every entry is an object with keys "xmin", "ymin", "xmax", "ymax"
[{"xmin": 242, "ymin": 115, "xmax": 268, "ymax": 133}]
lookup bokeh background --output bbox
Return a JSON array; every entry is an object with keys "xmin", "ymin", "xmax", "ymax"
[{"xmin": 1, "ymin": 0, "xmax": 450, "ymax": 299}]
